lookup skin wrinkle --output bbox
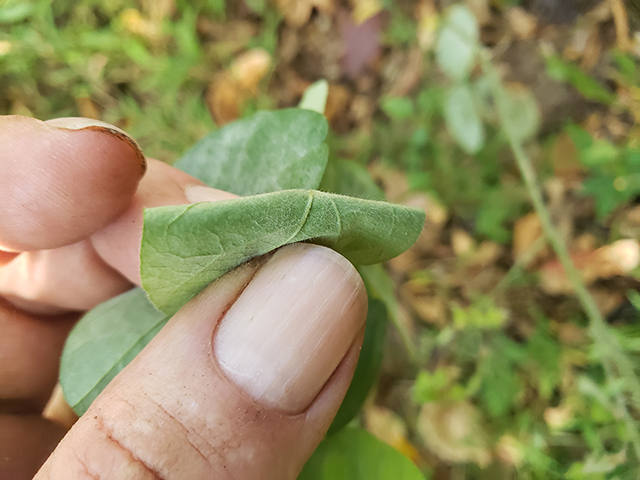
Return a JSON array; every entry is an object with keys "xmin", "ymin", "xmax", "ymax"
[
  {"xmin": 137, "ymin": 391, "xmax": 212, "ymax": 467},
  {"xmin": 74, "ymin": 449, "xmax": 101, "ymax": 480},
  {"xmin": 92, "ymin": 410, "xmax": 164, "ymax": 480}
]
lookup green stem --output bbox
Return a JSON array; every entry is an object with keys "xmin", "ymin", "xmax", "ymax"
[{"xmin": 482, "ymin": 56, "xmax": 640, "ymax": 458}]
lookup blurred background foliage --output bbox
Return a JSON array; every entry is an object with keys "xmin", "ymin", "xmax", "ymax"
[{"xmin": 4, "ymin": 0, "xmax": 640, "ymax": 477}]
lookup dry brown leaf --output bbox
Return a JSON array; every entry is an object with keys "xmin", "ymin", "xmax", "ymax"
[
  {"xmin": 43, "ymin": 383, "xmax": 79, "ymax": 430},
  {"xmin": 350, "ymin": 0, "xmax": 383, "ymax": 24},
  {"xmin": 75, "ymin": 97, "xmax": 100, "ymax": 120},
  {"xmin": 411, "ymin": 295, "xmax": 447, "ymax": 326},
  {"xmin": 513, "ymin": 212, "xmax": 545, "ymax": 266},
  {"xmin": 417, "ymin": 401, "xmax": 491, "ymax": 467},
  {"xmin": 451, "ymin": 228, "xmax": 476, "ymax": 257},
  {"xmin": 324, "ymin": 83, "xmax": 352, "ymax": 124},
  {"xmin": 551, "ymin": 132, "xmax": 584, "ymax": 181},
  {"xmin": 207, "ymin": 73, "xmax": 243, "ymax": 126},
  {"xmin": 364, "ymin": 405, "xmax": 423, "ymax": 463},
  {"xmin": 469, "ymin": 241, "xmax": 503, "ymax": 268},
  {"xmin": 610, "ymin": 0, "xmax": 631, "ymax": 51},
  {"xmin": 403, "ymin": 192, "xmax": 447, "ymax": 252},
  {"xmin": 584, "ymin": 239, "xmax": 640, "ymax": 281},
  {"xmin": 416, "ymin": 0, "xmax": 438, "ymax": 51},
  {"xmin": 207, "ymin": 48, "xmax": 271, "ymax": 126},
  {"xmin": 507, "ymin": 7, "xmax": 538, "ymax": 40},
  {"xmin": 539, "ymin": 239, "xmax": 640, "ymax": 295},
  {"xmin": 230, "ymin": 48, "xmax": 272, "ymax": 94}
]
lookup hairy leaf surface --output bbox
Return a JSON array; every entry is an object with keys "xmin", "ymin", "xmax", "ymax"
[
  {"xmin": 174, "ymin": 109, "xmax": 328, "ymax": 195},
  {"xmin": 141, "ymin": 189, "xmax": 425, "ymax": 315}
]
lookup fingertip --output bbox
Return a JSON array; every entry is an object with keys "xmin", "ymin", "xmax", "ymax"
[{"xmin": 0, "ymin": 116, "xmax": 145, "ymax": 251}]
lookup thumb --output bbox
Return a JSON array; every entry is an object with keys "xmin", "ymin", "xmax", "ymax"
[{"xmin": 36, "ymin": 244, "xmax": 367, "ymax": 479}]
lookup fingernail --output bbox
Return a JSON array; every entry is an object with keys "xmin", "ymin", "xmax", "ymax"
[
  {"xmin": 45, "ymin": 117, "xmax": 145, "ymax": 173},
  {"xmin": 185, "ymin": 185, "xmax": 238, "ymax": 203},
  {"xmin": 214, "ymin": 243, "xmax": 367, "ymax": 413}
]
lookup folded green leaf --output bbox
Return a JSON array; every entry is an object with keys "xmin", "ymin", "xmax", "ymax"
[
  {"xmin": 141, "ymin": 189, "xmax": 425, "ymax": 315},
  {"xmin": 173, "ymin": 109, "xmax": 329, "ymax": 196},
  {"xmin": 298, "ymin": 427, "xmax": 424, "ymax": 480},
  {"xmin": 59, "ymin": 288, "xmax": 169, "ymax": 415}
]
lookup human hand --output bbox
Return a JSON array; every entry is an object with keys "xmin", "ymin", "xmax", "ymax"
[{"xmin": 0, "ymin": 116, "xmax": 368, "ymax": 479}]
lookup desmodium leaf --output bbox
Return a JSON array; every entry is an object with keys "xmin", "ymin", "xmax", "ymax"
[
  {"xmin": 298, "ymin": 427, "xmax": 424, "ymax": 480},
  {"xmin": 141, "ymin": 189, "xmax": 425, "ymax": 315},
  {"xmin": 299, "ymin": 79, "xmax": 329, "ymax": 114},
  {"xmin": 435, "ymin": 4, "xmax": 479, "ymax": 82},
  {"xmin": 320, "ymin": 158, "xmax": 385, "ymax": 201},
  {"xmin": 328, "ymin": 299, "xmax": 387, "ymax": 435},
  {"xmin": 59, "ymin": 288, "xmax": 169, "ymax": 415},
  {"xmin": 443, "ymin": 84, "xmax": 485, "ymax": 155},
  {"xmin": 173, "ymin": 109, "xmax": 329, "ymax": 196}
]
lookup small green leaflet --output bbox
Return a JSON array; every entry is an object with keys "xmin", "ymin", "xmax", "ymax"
[
  {"xmin": 141, "ymin": 189, "xmax": 425, "ymax": 315},
  {"xmin": 173, "ymin": 109, "xmax": 328, "ymax": 196},
  {"xmin": 60, "ymin": 288, "xmax": 168, "ymax": 414},
  {"xmin": 298, "ymin": 79, "xmax": 329, "ymax": 114},
  {"xmin": 298, "ymin": 427, "xmax": 424, "ymax": 480}
]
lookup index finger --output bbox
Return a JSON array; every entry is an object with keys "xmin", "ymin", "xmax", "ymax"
[{"xmin": 0, "ymin": 116, "xmax": 146, "ymax": 252}]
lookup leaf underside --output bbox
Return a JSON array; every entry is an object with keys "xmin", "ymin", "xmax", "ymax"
[{"xmin": 141, "ymin": 189, "xmax": 425, "ymax": 315}]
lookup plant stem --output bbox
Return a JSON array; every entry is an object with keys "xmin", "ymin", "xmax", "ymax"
[{"xmin": 483, "ymin": 56, "xmax": 640, "ymax": 459}]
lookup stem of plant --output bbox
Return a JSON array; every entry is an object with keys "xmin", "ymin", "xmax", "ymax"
[{"xmin": 482, "ymin": 56, "xmax": 640, "ymax": 459}]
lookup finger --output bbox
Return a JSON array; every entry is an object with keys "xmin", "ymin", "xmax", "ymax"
[
  {"xmin": 37, "ymin": 244, "xmax": 368, "ymax": 479},
  {"xmin": 0, "ymin": 298, "xmax": 77, "ymax": 414},
  {"xmin": 91, "ymin": 159, "xmax": 237, "ymax": 284},
  {"xmin": 0, "ymin": 240, "xmax": 131, "ymax": 315},
  {"xmin": 0, "ymin": 116, "xmax": 146, "ymax": 251},
  {"xmin": 0, "ymin": 415, "xmax": 67, "ymax": 480},
  {"xmin": 0, "ymin": 160, "xmax": 234, "ymax": 313}
]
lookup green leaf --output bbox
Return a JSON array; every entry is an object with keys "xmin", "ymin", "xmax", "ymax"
[
  {"xmin": 299, "ymin": 80, "xmax": 329, "ymax": 114},
  {"xmin": 320, "ymin": 158, "xmax": 386, "ymax": 200},
  {"xmin": 380, "ymin": 97, "xmax": 414, "ymax": 121},
  {"xmin": 298, "ymin": 427, "xmax": 424, "ymax": 480},
  {"xmin": 59, "ymin": 288, "xmax": 169, "ymax": 415},
  {"xmin": 499, "ymin": 87, "xmax": 540, "ymax": 143},
  {"xmin": 358, "ymin": 264, "xmax": 409, "ymax": 342},
  {"xmin": 545, "ymin": 55, "xmax": 615, "ymax": 105},
  {"xmin": 435, "ymin": 5, "xmax": 479, "ymax": 81},
  {"xmin": 328, "ymin": 299, "xmax": 387, "ymax": 434},
  {"xmin": 173, "ymin": 109, "xmax": 329, "ymax": 196},
  {"xmin": 443, "ymin": 85, "xmax": 484, "ymax": 154},
  {"xmin": 141, "ymin": 190, "xmax": 425, "ymax": 315},
  {"xmin": 0, "ymin": 2, "xmax": 33, "ymax": 24}
]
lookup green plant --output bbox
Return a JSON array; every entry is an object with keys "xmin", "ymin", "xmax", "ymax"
[{"xmin": 59, "ymin": 100, "xmax": 425, "ymax": 477}]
